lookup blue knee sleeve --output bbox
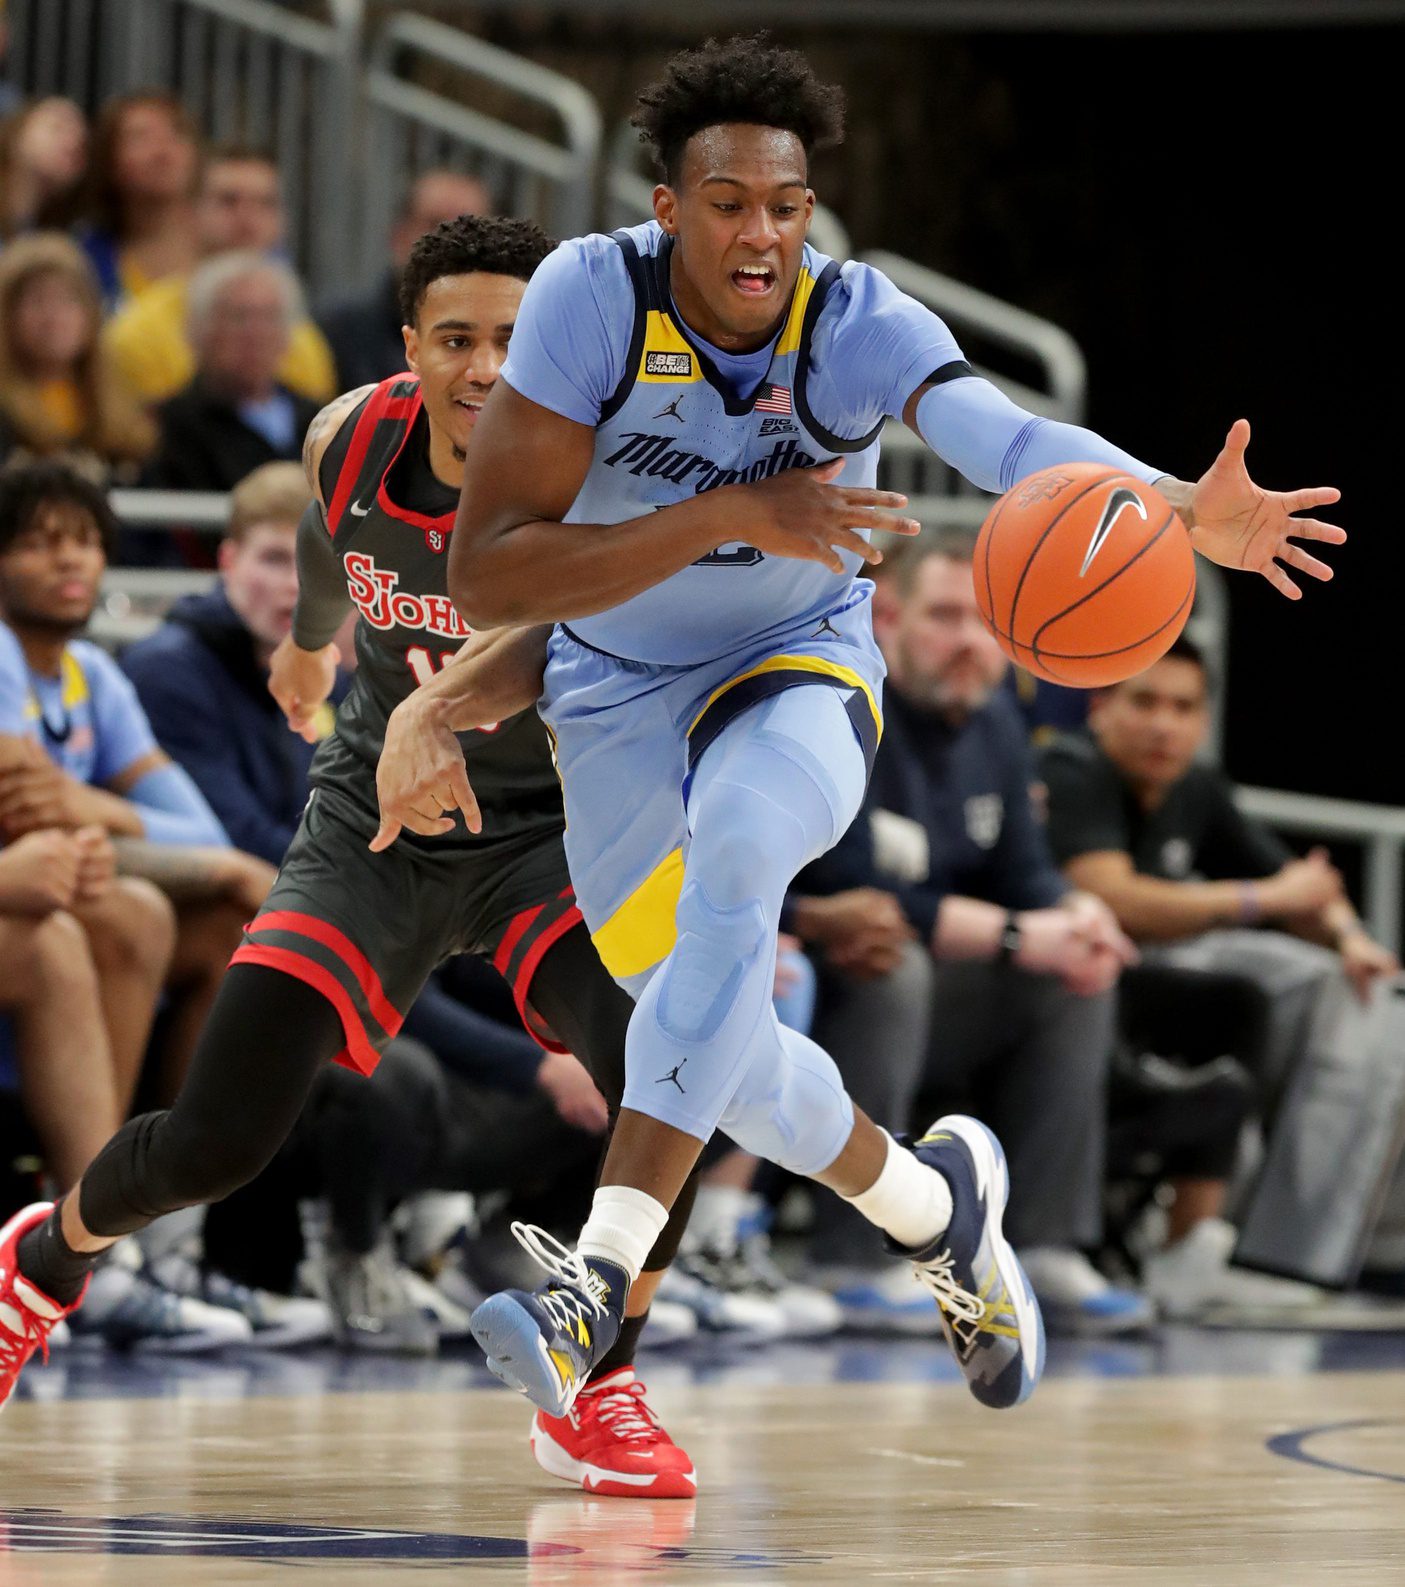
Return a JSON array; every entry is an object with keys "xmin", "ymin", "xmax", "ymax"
[
  {"xmin": 719, "ymin": 1021, "xmax": 855, "ymax": 1178},
  {"xmin": 620, "ymin": 688, "xmax": 867, "ymax": 1154}
]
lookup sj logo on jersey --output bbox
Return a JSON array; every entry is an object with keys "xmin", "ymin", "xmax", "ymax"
[{"xmin": 343, "ymin": 550, "xmax": 471, "ymax": 640}]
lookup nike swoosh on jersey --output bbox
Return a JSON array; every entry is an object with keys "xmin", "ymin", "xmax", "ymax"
[
  {"xmin": 349, "ymin": 499, "xmax": 370, "ymax": 517},
  {"xmin": 1079, "ymin": 486, "xmax": 1147, "ymax": 577}
]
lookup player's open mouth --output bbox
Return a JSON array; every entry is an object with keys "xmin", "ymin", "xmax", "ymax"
[
  {"xmin": 731, "ymin": 264, "xmax": 776, "ymax": 296},
  {"xmin": 454, "ymin": 398, "xmax": 485, "ymax": 422}
]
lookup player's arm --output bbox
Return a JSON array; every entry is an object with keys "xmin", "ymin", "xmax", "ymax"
[
  {"xmin": 448, "ymin": 384, "xmax": 916, "ymax": 629},
  {"xmin": 269, "ymin": 500, "xmax": 352, "ymax": 744},
  {"xmin": 369, "ymin": 624, "xmax": 553, "ymax": 852},
  {"xmin": 900, "ymin": 374, "xmax": 1342, "ymax": 601}
]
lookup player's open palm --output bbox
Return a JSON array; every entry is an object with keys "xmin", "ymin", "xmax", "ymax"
[
  {"xmin": 741, "ymin": 459, "xmax": 920, "ymax": 574},
  {"xmin": 1188, "ymin": 419, "xmax": 1345, "ymax": 599}
]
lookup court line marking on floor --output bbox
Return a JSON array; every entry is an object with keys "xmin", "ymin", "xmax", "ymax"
[
  {"xmin": 864, "ymin": 1447, "xmax": 965, "ymax": 1467},
  {"xmin": 1264, "ymin": 1419, "xmax": 1405, "ymax": 1485}
]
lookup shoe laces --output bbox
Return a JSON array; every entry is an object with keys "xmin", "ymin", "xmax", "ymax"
[
  {"xmin": 912, "ymin": 1249, "xmax": 987, "ymax": 1328},
  {"xmin": 581, "ymin": 1376, "xmax": 661, "ymax": 1444},
  {"xmin": 510, "ymin": 1223, "xmax": 609, "ymax": 1336},
  {"xmin": 0, "ymin": 1291, "xmax": 56, "ymax": 1372}
]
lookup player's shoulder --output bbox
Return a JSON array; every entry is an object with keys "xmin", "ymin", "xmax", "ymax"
[
  {"xmin": 531, "ymin": 227, "xmax": 637, "ymax": 306},
  {"xmin": 302, "ymin": 377, "xmax": 403, "ymax": 501}
]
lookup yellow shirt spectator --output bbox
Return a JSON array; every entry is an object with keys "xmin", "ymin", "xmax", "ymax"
[{"xmin": 104, "ymin": 272, "xmax": 337, "ymax": 405}]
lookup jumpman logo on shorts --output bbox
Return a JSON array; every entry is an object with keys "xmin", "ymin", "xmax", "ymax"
[
  {"xmin": 656, "ymin": 1058, "xmax": 688, "ymax": 1093},
  {"xmin": 813, "ymin": 617, "xmax": 841, "ymax": 639}
]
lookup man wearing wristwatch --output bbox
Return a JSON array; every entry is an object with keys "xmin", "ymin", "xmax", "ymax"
[{"xmin": 785, "ymin": 527, "xmax": 1151, "ymax": 1337}]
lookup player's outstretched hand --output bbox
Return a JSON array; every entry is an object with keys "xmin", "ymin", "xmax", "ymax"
[
  {"xmin": 1187, "ymin": 419, "xmax": 1345, "ymax": 600},
  {"xmin": 739, "ymin": 459, "xmax": 920, "ymax": 574},
  {"xmin": 269, "ymin": 634, "xmax": 341, "ymax": 743},
  {"xmin": 371, "ymin": 690, "xmax": 482, "ymax": 852}
]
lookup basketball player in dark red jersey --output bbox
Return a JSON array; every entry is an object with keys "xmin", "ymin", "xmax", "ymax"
[{"xmin": 0, "ymin": 216, "xmax": 699, "ymax": 1499}]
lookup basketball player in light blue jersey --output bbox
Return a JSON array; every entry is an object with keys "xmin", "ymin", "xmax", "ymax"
[{"xmin": 435, "ymin": 35, "xmax": 1344, "ymax": 1424}]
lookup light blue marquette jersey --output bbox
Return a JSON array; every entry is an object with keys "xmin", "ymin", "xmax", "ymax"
[{"xmin": 500, "ymin": 220, "xmax": 972, "ymax": 666}]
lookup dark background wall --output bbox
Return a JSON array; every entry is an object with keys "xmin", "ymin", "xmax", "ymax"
[{"xmin": 448, "ymin": 9, "xmax": 1398, "ymax": 801}]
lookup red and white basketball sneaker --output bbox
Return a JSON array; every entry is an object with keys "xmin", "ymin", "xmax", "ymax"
[
  {"xmin": 530, "ymin": 1367, "xmax": 698, "ymax": 1498},
  {"xmin": 0, "ymin": 1203, "xmax": 87, "ymax": 1412}
]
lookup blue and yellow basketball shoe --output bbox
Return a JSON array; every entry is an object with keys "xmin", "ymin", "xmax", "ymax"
[
  {"xmin": 469, "ymin": 1224, "xmax": 628, "ymax": 1417},
  {"xmin": 898, "ymin": 1115, "xmax": 1046, "ymax": 1410}
]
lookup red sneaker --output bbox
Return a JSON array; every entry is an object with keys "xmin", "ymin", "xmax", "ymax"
[
  {"xmin": 530, "ymin": 1367, "xmax": 698, "ymax": 1498},
  {"xmin": 0, "ymin": 1202, "xmax": 87, "ymax": 1412}
]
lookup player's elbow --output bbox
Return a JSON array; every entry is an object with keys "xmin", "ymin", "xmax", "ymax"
[{"xmin": 447, "ymin": 548, "xmax": 528, "ymax": 630}]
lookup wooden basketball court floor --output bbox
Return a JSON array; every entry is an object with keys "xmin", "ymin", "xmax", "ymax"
[{"xmin": 2, "ymin": 1332, "xmax": 1404, "ymax": 1583}]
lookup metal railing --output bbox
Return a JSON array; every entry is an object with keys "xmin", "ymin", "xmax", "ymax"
[
  {"xmin": 1237, "ymin": 786, "xmax": 1405, "ymax": 954},
  {"xmin": 361, "ymin": 12, "xmax": 602, "ymax": 286}
]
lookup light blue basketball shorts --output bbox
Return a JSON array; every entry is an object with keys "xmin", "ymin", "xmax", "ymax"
[{"xmin": 539, "ymin": 586, "xmax": 886, "ymax": 994}]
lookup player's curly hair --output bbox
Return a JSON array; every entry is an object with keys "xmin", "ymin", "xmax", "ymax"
[
  {"xmin": 399, "ymin": 214, "xmax": 555, "ymax": 326},
  {"xmin": 632, "ymin": 33, "xmax": 846, "ymax": 183}
]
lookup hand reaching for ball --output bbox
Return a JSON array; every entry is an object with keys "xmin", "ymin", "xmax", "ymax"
[{"xmin": 1178, "ymin": 419, "xmax": 1345, "ymax": 601}]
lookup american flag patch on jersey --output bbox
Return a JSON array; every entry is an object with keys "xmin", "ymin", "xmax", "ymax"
[{"xmin": 755, "ymin": 384, "xmax": 793, "ymax": 414}]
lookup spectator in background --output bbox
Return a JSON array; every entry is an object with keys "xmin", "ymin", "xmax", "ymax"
[
  {"xmin": 795, "ymin": 528, "xmax": 1149, "ymax": 1335},
  {"xmin": 318, "ymin": 169, "xmax": 492, "ymax": 390},
  {"xmin": 104, "ymin": 145, "xmax": 336, "ymax": 407},
  {"xmin": 1041, "ymin": 637, "xmax": 1398, "ymax": 1316},
  {"xmin": 121, "ymin": 462, "xmax": 339, "ymax": 863},
  {"xmin": 74, "ymin": 91, "xmax": 201, "ymax": 313},
  {"xmin": 0, "ymin": 96, "xmax": 88, "ymax": 239},
  {"xmin": 0, "ymin": 463, "xmax": 273, "ymax": 1105},
  {"xmin": 0, "ymin": 234, "xmax": 156, "ymax": 481},
  {"xmin": 143, "ymin": 253, "xmax": 319, "ymax": 492},
  {"xmin": 0, "ymin": 822, "xmax": 128, "ymax": 1190}
]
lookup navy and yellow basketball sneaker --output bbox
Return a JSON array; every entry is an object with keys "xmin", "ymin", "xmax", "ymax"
[
  {"xmin": 469, "ymin": 1224, "xmax": 628, "ymax": 1417},
  {"xmin": 899, "ymin": 1115, "xmax": 1046, "ymax": 1410}
]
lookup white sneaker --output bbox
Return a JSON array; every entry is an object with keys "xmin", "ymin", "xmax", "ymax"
[
  {"xmin": 809, "ymin": 1262, "xmax": 941, "ymax": 1336},
  {"xmin": 1018, "ymin": 1246, "xmax": 1153, "ymax": 1336},
  {"xmin": 640, "ymin": 1297, "xmax": 698, "ymax": 1347},
  {"xmin": 395, "ymin": 1192, "xmax": 474, "ymax": 1272},
  {"xmin": 149, "ymin": 1253, "xmax": 332, "ymax": 1349},
  {"xmin": 656, "ymin": 1260, "xmax": 785, "ymax": 1342},
  {"xmin": 70, "ymin": 1246, "xmax": 252, "ymax": 1354},
  {"xmin": 718, "ymin": 1234, "xmax": 843, "ymax": 1338},
  {"xmin": 1143, "ymin": 1219, "xmax": 1328, "ymax": 1323},
  {"xmin": 400, "ymin": 1267, "xmax": 474, "ymax": 1340}
]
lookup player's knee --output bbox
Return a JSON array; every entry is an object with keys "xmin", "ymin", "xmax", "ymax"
[
  {"xmin": 150, "ymin": 1113, "xmax": 280, "ymax": 1208},
  {"xmin": 84, "ymin": 879, "xmax": 177, "ymax": 979},
  {"xmin": 655, "ymin": 878, "xmax": 770, "ymax": 1047},
  {"xmin": 29, "ymin": 909, "xmax": 98, "ymax": 994},
  {"xmin": 720, "ymin": 1030, "xmax": 853, "ymax": 1177}
]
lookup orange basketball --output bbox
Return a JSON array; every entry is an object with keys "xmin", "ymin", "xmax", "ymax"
[{"xmin": 973, "ymin": 464, "xmax": 1196, "ymax": 688}]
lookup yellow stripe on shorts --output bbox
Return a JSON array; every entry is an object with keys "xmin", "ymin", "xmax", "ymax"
[{"xmin": 590, "ymin": 846, "xmax": 685, "ymax": 980}]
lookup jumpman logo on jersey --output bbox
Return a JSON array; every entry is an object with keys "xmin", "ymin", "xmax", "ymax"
[
  {"xmin": 812, "ymin": 617, "xmax": 841, "ymax": 639},
  {"xmin": 653, "ymin": 396, "xmax": 686, "ymax": 424},
  {"xmin": 656, "ymin": 1058, "xmax": 688, "ymax": 1093}
]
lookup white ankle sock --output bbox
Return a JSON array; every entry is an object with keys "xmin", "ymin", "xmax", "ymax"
[
  {"xmin": 577, "ymin": 1186, "xmax": 670, "ymax": 1285},
  {"xmin": 841, "ymin": 1130, "xmax": 953, "ymax": 1252}
]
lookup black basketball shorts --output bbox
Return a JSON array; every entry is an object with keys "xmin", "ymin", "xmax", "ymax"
[{"xmin": 231, "ymin": 786, "xmax": 580, "ymax": 1075}]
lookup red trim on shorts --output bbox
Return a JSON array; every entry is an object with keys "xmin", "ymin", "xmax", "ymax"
[
  {"xmin": 491, "ymin": 901, "xmax": 545, "ymax": 977},
  {"xmin": 511, "ymin": 899, "xmax": 585, "ymax": 1056},
  {"xmin": 230, "ymin": 943, "xmax": 381, "ymax": 1076},
  {"xmin": 247, "ymin": 911, "xmax": 403, "ymax": 1038}
]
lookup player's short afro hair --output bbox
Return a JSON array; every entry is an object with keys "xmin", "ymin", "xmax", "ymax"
[
  {"xmin": 399, "ymin": 213, "xmax": 555, "ymax": 326},
  {"xmin": 0, "ymin": 461, "xmax": 118, "ymax": 560},
  {"xmin": 632, "ymin": 33, "xmax": 846, "ymax": 184}
]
